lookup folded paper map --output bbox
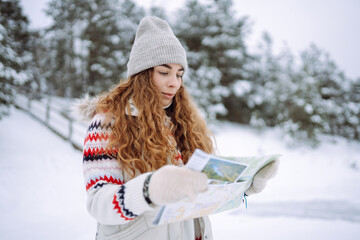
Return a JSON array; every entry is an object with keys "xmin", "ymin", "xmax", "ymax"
[{"xmin": 152, "ymin": 149, "xmax": 280, "ymax": 225}]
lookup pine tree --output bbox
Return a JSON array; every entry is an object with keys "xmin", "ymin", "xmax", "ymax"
[
  {"xmin": 42, "ymin": 0, "xmax": 144, "ymax": 97},
  {"xmin": 106, "ymin": 0, "xmax": 144, "ymax": 86},
  {"xmin": 172, "ymin": 0, "xmax": 222, "ymax": 120},
  {"xmin": 174, "ymin": 0, "xmax": 250, "ymax": 121},
  {"xmin": 202, "ymin": 0, "xmax": 251, "ymax": 123},
  {"xmin": 346, "ymin": 78, "xmax": 360, "ymax": 140},
  {"xmin": 81, "ymin": 0, "xmax": 123, "ymax": 94},
  {"xmin": 42, "ymin": 0, "xmax": 81, "ymax": 96},
  {"xmin": 0, "ymin": 0, "xmax": 30, "ymax": 118},
  {"xmin": 81, "ymin": 0, "xmax": 144, "ymax": 95},
  {"xmin": 247, "ymin": 33, "xmax": 296, "ymax": 129},
  {"xmin": 26, "ymin": 30, "xmax": 48, "ymax": 95},
  {"xmin": 282, "ymin": 44, "xmax": 348, "ymax": 142}
]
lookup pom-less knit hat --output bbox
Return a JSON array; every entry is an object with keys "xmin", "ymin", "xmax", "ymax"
[{"xmin": 126, "ymin": 16, "xmax": 187, "ymax": 78}]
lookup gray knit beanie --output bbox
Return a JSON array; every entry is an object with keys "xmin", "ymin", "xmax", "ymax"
[{"xmin": 126, "ymin": 16, "xmax": 187, "ymax": 78}]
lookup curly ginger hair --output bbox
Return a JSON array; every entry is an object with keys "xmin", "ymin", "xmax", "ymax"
[{"xmin": 96, "ymin": 68, "xmax": 215, "ymax": 177}]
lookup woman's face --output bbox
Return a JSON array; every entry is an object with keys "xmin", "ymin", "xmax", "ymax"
[{"xmin": 152, "ymin": 63, "xmax": 184, "ymax": 107}]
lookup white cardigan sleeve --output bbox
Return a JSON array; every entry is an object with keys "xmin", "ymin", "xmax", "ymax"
[{"xmin": 83, "ymin": 114, "xmax": 154, "ymax": 225}]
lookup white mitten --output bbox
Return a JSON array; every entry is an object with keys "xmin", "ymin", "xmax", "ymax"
[
  {"xmin": 148, "ymin": 165, "xmax": 208, "ymax": 206},
  {"xmin": 245, "ymin": 159, "xmax": 280, "ymax": 196}
]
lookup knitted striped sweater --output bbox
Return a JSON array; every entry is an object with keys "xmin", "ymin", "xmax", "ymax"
[{"xmin": 83, "ymin": 113, "xmax": 183, "ymax": 225}]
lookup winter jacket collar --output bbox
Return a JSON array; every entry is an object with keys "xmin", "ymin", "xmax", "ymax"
[{"xmin": 72, "ymin": 94, "xmax": 173, "ymax": 121}]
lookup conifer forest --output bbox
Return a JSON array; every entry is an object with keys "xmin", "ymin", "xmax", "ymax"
[{"xmin": 1, "ymin": 0, "xmax": 359, "ymax": 144}]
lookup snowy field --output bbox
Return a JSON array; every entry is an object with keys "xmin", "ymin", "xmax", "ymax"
[{"xmin": 1, "ymin": 107, "xmax": 360, "ymax": 239}]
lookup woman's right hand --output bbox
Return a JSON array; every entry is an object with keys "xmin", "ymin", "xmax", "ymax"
[{"xmin": 148, "ymin": 165, "xmax": 208, "ymax": 206}]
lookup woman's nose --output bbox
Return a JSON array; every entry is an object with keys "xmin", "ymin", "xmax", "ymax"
[{"xmin": 168, "ymin": 74, "xmax": 179, "ymax": 88}]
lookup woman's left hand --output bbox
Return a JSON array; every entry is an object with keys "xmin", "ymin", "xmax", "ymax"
[{"xmin": 245, "ymin": 159, "xmax": 280, "ymax": 196}]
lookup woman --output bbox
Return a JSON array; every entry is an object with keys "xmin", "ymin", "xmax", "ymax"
[{"xmin": 79, "ymin": 16, "xmax": 279, "ymax": 240}]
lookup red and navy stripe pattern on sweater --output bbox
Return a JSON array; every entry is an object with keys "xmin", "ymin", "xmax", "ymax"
[
  {"xmin": 83, "ymin": 114, "xmax": 145, "ymax": 224},
  {"xmin": 83, "ymin": 113, "xmax": 184, "ymax": 225}
]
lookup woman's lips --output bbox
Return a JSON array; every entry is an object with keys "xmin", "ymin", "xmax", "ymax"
[{"xmin": 162, "ymin": 92, "xmax": 174, "ymax": 99}]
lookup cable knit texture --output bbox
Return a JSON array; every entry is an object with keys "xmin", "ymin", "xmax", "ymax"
[
  {"xmin": 84, "ymin": 114, "xmax": 148, "ymax": 224},
  {"xmin": 126, "ymin": 16, "xmax": 187, "ymax": 78},
  {"xmin": 83, "ymin": 113, "xmax": 186, "ymax": 225},
  {"xmin": 245, "ymin": 159, "xmax": 280, "ymax": 196},
  {"xmin": 82, "ymin": 111, "xmax": 214, "ymax": 239},
  {"xmin": 149, "ymin": 165, "xmax": 208, "ymax": 206}
]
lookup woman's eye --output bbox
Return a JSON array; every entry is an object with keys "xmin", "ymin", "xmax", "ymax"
[
  {"xmin": 177, "ymin": 75, "xmax": 183, "ymax": 79},
  {"xmin": 159, "ymin": 72, "xmax": 168, "ymax": 75}
]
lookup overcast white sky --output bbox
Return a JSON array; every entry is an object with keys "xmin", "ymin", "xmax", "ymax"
[{"xmin": 20, "ymin": 0, "xmax": 360, "ymax": 79}]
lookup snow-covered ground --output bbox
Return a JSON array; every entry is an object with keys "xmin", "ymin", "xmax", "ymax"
[
  {"xmin": 1, "ymin": 107, "xmax": 360, "ymax": 239},
  {"xmin": 0, "ymin": 107, "xmax": 95, "ymax": 239}
]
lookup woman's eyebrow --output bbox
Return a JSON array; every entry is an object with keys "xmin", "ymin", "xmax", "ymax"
[{"xmin": 160, "ymin": 64, "xmax": 184, "ymax": 72}]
